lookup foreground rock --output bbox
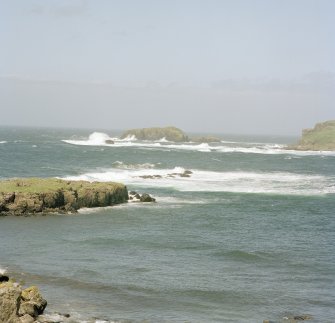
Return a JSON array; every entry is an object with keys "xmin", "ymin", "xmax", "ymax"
[
  {"xmin": 0, "ymin": 281, "xmax": 47, "ymax": 323},
  {"xmin": 288, "ymin": 120, "xmax": 335, "ymax": 151},
  {"xmin": 121, "ymin": 126, "xmax": 189, "ymax": 142},
  {"xmin": 0, "ymin": 178, "xmax": 128, "ymax": 216}
]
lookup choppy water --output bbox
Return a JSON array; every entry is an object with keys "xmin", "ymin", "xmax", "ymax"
[{"xmin": 0, "ymin": 127, "xmax": 334, "ymax": 322}]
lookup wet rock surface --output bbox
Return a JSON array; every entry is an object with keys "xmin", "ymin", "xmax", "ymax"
[
  {"xmin": 128, "ymin": 191, "xmax": 156, "ymax": 202},
  {"xmin": 138, "ymin": 169, "xmax": 193, "ymax": 180}
]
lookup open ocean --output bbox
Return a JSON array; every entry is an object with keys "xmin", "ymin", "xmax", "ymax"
[{"xmin": 0, "ymin": 126, "xmax": 334, "ymax": 323}]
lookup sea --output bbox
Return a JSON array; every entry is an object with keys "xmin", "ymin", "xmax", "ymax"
[{"xmin": 0, "ymin": 126, "xmax": 334, "ymax": 323}]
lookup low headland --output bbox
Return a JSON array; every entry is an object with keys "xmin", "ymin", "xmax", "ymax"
[
  {"xmin": 288, "ymin": 120, "xmax": 335, "ymax": 151},
  {"xmin": 0, "ymin": 178, "xmax": 131, "ymax": 216}
]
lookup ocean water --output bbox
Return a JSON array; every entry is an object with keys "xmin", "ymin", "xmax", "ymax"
[{"xmin": 0, "ymin": 127, "xmax": 334, "ymax": 323}]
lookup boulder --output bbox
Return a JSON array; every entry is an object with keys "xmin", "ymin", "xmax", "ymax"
[
  {"xmin": 19, "ymin": 314, "xmax": 35, "ymax": 323},
  {"xmin": 140, "ymin": 193, "xmax": 156, "ymax": 202},
  {"xmin": 0, "ymin": 282, "xmax": 22, "ymax": 323},
  {"xmin": 105, "ymin": 139, "xmax": 114, "ymax": 144},
  {"xmin": 21, "ymin": 286, "xmax": 47, "ymax": 315},
  {"xmin": 0, "ymin": 274, "xmax": 9, "ymax": 282}
]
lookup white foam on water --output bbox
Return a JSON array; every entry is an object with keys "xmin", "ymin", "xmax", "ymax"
[
  {"xmin": 63, "ymin": 132, "xmax": 115, "ymax": 146},
  {"xmin": 62, "ymin": 132, "xmax": 335, "ymax": 156},
  {"xmin": 155, "ymin": 137, "xmax": 170, "ymax": 142},
  {"xmin": 0, "ymin": 141, "xmax": 7, "ymax": 144},
  {"xmin": 61, "ymin": 167, "xmax": 335, "ymax": 196},
  {"xmin": 112, "ymin": 161, "xmax": 156, "ymax": 169},
  {"xmin": 0, "ymin": 267, "xmax": 7, "ymax": 275}
]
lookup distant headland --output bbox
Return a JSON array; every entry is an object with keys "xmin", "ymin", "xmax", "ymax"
[{"xmin": 288, "ymin": 120, "xmax": 335, "ymax": 151}]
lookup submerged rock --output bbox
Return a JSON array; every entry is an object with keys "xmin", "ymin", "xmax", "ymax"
[{"xmin": 0, "ymin": 178, "xmax": 129, "ymax": 216}]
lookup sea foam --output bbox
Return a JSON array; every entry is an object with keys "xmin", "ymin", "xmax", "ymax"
[
  {"xmin": 62, "ymin": 167, "xmax": 335, "ymax": 196},
  {"xmin": 62, "ymin": 132, "xmax": 335, "ymax": 156}
]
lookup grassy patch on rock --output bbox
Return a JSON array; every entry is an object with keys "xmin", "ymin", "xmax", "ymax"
[{"xmin": 288, "ymin": 120, "xmax": 335, "ymax": 151}]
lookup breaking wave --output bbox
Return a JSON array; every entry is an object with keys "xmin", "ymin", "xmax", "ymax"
[
  {"xmin": 61, "ymin": 167, "xmax": 335, "ymax": 196},
  {"xmin": 62, "ymin": 132, "xmax": 335, "ymax": 156},
  {"xmin": 0, "ymin": 141, "xmax": 7, "ymax": 144}
]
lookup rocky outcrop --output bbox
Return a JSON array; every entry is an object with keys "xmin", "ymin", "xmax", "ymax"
[
  {"xmin": 128, "ymin": 191, "xmax": 156, "ymax": 202},
  {"xmin": 0, "ymin": 281, "xmax": 47, "ymax": 323},
  {"xmin": 137, "ymin": 169, "xmax": 193, "ymax": 180},
  {"xmin": 288, "ymin": 120, "xmax": 335, "ymax": 151},
  {"xmin": 0, "ymin": 178, "xmax": 128, "ymax": 216},
  {"xmin": 121, "ymin": 127, "xmax": 189, "ymax": 142},
  {"xmin": 191, "ymin": 136, "xmax": 221, "ymax": 143}
]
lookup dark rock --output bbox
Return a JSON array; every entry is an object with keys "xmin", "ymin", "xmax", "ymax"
[
  {"xmin": 105, "ymin": 139, "xmax": 114, "ymax": 144},
  {"xmin": 0, "ymin": 275, "xmax": 9, "ymax": 282},
  {"xmin": 184, "ymin": 170, "xmax": 193, "ymax": 175},
  {"xmin": 140, "ymin": 193, "xmax": 156, "ymax": 202},
  {"xmin": 293, "ymin": 315, "xmax": 313, "ymax": 320},
  {"xmin": 4, "ymin": 192, "xmax": 15, "ymax": 203},
  {"xmin": 134, "ymin": 193, "xmax": 141, "ymax": 199},
  {"xmin": 129, "ymin": 191, "xmax": 137, "ymax": 195}
]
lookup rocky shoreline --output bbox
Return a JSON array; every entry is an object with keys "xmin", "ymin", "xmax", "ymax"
[{"xmin": 1, "ymin": 273, "xmax": 314, "ymax": 323}]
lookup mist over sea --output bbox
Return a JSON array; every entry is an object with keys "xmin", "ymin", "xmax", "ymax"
[{"xmin": 0, "ymin": 127, "xmax": 334, "ymax": 323}]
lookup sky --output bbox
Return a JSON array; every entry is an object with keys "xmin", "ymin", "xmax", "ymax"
[{"xmin": 0, "ymin": 0, "xmax": 334, "ymax": 135}]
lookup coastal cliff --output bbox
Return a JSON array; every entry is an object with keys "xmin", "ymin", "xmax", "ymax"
[
  {"xmin": 121, "ymin": 126, "xmax": 189, "ymax": 142},
  {"xmin": 289, "ymin": 120, "xmax": 335, "ymax": 151},
  {"xmin": 0, "ymin": 178, "xmax": 128, "ymax": 216}
]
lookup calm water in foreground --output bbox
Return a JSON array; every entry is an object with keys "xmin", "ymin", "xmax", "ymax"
[{"xmin": 0, "ymin": 127, "xmax": 334, "ymax": 323}]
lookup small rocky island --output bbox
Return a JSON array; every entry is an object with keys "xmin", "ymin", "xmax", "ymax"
[
  {"xmin": 0, "ymin": 178, "xmax": 129, "ymax": 216},
  {"xmin": 121, "ymin": 126, "xmax": 189, "ymax": 142},
  {"xmin": 120, "ymin": 126, "xmax": 221, "ymax": 143},
  {"xmin": 288, "ymin": 120, "xmax": 335, "ymax": 151}
]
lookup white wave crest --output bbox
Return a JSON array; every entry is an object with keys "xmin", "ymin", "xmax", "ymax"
[
  {"xmin": 0, "ymin": 267, "xmax": 7, "ymax": 275},
  {"xmin": 112, "ymin": 161, "xmax": 156, "ymax": 169},
  {"xmin": 61, "ymin": 167, "xmax": 335, "ymax": 196},
  {"xmin": 63, "ymin": 132, "xmax": 115, "ymax": 146},
  {"xmin": 0, "ymin": 141, "xmax": 7, "ymax": 144},
  {"xmin": 62, "ymin": 133, "xmax": 335, "ymax": 156},
  {"xmin": 118, "ymin": 134, "xmax": 137, "ymax": 141}
]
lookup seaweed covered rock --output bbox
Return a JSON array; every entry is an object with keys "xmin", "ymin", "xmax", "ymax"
[
  {"xmin": 288, "ymin": 120, "xmax": 335, "ymax": 151},
  {"xmin": 0, "ymin": 178, "xmax": 129, "ymax": 216},
  {"xmin": 121, "ymin": 126, "xmax": 189, "ymax": 142}
]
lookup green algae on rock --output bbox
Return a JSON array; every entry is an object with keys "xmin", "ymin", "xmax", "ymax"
[
  {"xmin": 0, "ymin": 178, "xmax": 128, "ymax": 216},
  {"xmin": 288, "ymin": 120, "xmax": 335, "ymax": 151},
  {"xmin": 121, "ymin": 126, "xmax": 189, "ymax": 142}
]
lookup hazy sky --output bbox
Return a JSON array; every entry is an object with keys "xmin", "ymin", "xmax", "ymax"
[{"xmin": 1, "ymin": 0, "xmax": 334, "ymax": 134}]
